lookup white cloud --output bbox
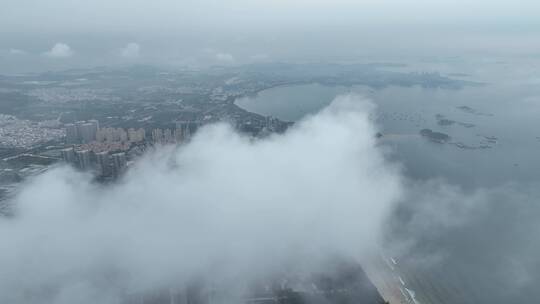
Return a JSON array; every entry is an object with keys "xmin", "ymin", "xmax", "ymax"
[
  {"xmin": 250, "ymin": 53, "xmax": 270, "ymax": 62},
  {"xmin": 202, "ymin": 48, "xmax": 236, "ymax": 65},
  {"xmin": 215, "ymin": 52, "xmax": 235, "ymax": 64},
  {"xmin": 120, "ymin": 42, "xmax": 140, "ymax": 58},
  {"xmin": 0, "ymin": 95, "xmax": 402, "ymax": 303},
  {"xmin": 9, "ymin": 48, "xmax": 26, "ymax": 55},
  {"xmin": 44, "ymin": 43, "xmax": 73, "ymax": 58}
]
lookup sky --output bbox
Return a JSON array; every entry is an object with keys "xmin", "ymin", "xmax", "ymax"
[
  {"xmin": 2, "ymin": 0, "xmax": 539, "ymax": 33},
  {"xmin": 1, "ymin": 0, "xmax": 539, "ymax": 73}
]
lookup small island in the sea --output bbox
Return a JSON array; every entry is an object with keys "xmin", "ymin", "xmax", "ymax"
[{"xmin": 420, "ymin": 129, "xmax": 451, "ymax": 143}]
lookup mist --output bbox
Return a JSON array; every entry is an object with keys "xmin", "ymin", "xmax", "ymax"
[
  {"xmin": 385, "ymin": 179, "xmax": 540, "ymax": 304},
  {"xmin": 1, "ymin": 91, "xmax": 539, "ymax": 304},
  {"xmin": 0, "ymin": 96, "xmax": 402, "ymax": 303}
]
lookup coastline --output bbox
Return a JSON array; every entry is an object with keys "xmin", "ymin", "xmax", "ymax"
[{"xmin": 233, "ymin": 86, "xmax": 407, "ymax": 304}]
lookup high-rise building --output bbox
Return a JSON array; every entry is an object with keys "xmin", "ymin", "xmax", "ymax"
[
  {"xmin": 175, "ymin": 121, "xmax": 200, "ymax": 140},
  {"xmin": 152, "ymin": 128, "xmax": 163, "ymax": 144},
  {"xmin": 163, "ymin": 129, "xmax": 173, "ymax": 143},
  {"xmin": 79, "ymin": 123, "xmax": 98, "ymax": 143},
  {"xmin": 88, "ymin": 119, "xmax": 99, "ymax": 131},
  {"xmin": 96, "ymin": 128, "xmax": 107, "ymax": 142},
  {"xmin": 75, "ymin": 150, "xmax": 92, "ymax": 170},
  {"xmin": 61, "ymin": 147, "xmax": 77, "ymax": 164},
  {"xmin": 118, "ymin": 128, "xmax": 128, "ymax": 142},
  {"xmin": 174, "ymin": 128, "xmax": 183, "ymax": 143},
  {"xmin": 111, "ymin": 152, "xmax": 127, "ymax": 177},
  {"xmin": 97, "ymin": 127, "xmax": 115, "ymax": 142},
  {"xmin": 128, "ymin": 128, "xmax": 145, "ymax": 143},
  {"xmin": 95, "ymin": 151, "xmax": 111, "ymax": 177},
  {"xmin": 66, "ymin": 120, "xmax": 100, "ymax": 144},
  {"xmin": 75, "ymin": 121, "xmax": 85, "ymax": 141},
  {"xmin": 65, "ymin": 124, "xmax": 79, "ymax": 144}
]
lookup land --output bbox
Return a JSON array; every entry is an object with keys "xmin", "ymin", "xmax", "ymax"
[
  {"xmin": 435, "ymin": 114, "xmax": 475, "ymax": 128},
  {"xmin": 0, "ymin": 63, "xmax": 486, "ymax": 205},
  {"xmin": 120, "ymin": 257, "xmax": 386, "ymax": 304},
  {"xmin": 0, "ymin": 62, "xmax": 481, "ymax": 304}
]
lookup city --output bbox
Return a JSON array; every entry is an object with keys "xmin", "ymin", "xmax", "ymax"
[{"xmin": 0, "ymin": 63, "xmax": 467, "ymax": 201}]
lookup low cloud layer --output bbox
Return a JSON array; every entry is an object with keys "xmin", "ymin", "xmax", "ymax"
[
  {"xmin": 0, "ymin": 95, "xmax": 402, "ymax": 303},
  {"xmin": 44, "ymin": 43, "xmax": 73, "ymax": 58},
  {"xmin": 121, "ymin": 42, "xmax": 140, "ymax": 58},
  {"xmin": 383, "ymin": 177, "xmax": 540, "ymax": 304},
  {"xmin": 9, "ymin": 48, "xmax": 26, "ymax": 55},
  {"xmin": 3, "ymin": 94, "xmax": 538, "ymax": 304}
]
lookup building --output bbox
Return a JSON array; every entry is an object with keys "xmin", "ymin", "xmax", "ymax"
[
  {"xmin": 61, "ymin": 147, "xmax": 77, "ymax": 164},
  {"xmin": 176, "ymin": 121, "xmax": 200, "ymax": 140},
  {"xmin": 128, "ymin": 128, "xmax": 145, "ymax": 143},
  {"xmin": 163, "ymin": 129, "xmax": 173, "ymax": 143},
  {"xmin": 65, "ymin": 120, "xmax": 100, "ymax": 144},
  {"xmin": 88, "ymin": 119, "xmax": 99, "ymax": 131},
  {"xmin": 111, "ymin": 152, "xmax": 127, "ymax": 177},
  {"xmin": 174, "ymin": 128, "xmax": 183, "ymax": 142},
  {"xmin": 95, "ymin": 151, "xmax": 111, "ymax": 177},
  {"xmin": 152, "ymin": 128, "xmax": 164, "ymax": 144},
  {"xmin": 97, "ymin": 127, "xmax": 117, "ymax": 142},
  {"xmin": 65, "ymin": 124, "xmax": 79, "ymax": 144},
  {"xmin": 97, "ymin": 127, "xmax": 144, "ymax": 144},
  {"xmin": 75, "ymin": 150, "xmax": 92, "ymax": 170},
  {"xmin": 118, "ymin": 129, "xmax": 128, "ymax": 142},
  {"xmin": 79, "ymin": 122, "xmax": 98, "ymax": 143}
]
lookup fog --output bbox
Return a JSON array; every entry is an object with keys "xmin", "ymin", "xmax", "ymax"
[
  {"xmin": 388, "ymin": 179, "xmax": 540, "ymax": 303},
  {"xmin": 1, "ymin": 1, "xmax": 540, "ymax": 303},
  {"xmin": 1, "ymin": 94, "xmax": 540, "ymax": 303},
  {"xmin": 0, "ymin": 96, "xmax": 402, "ymax": 303}
]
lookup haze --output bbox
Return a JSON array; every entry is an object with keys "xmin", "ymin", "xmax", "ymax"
[{"xmin": 1, "ymin": 1, "xmax": 539, "ymax": 304}]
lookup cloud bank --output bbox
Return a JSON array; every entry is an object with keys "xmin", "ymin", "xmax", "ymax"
[
  {"xmin": 9, "ymin": 48, "xmax": 26, "ymax": 55},
  {"xmin": 0, "ymin": 95, "xmax": 402, "ymax": 304},
  {"xmin": 44, "ymin": 43, "xmax": 73, "ymax": 58},
  {"xmin": 386, "ymin": 179, "xmax": 540, "ymax": 304},
  {"xmin": 121, "ymin": 42, "xmax": 140, "ymax": 58}
]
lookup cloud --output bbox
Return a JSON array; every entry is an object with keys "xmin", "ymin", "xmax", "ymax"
[
  {"xmin": 9, "ymin": 48, "xmax": 26, "ymax": 55},
  {"xmin": 1, "ymin": 93, "xmax": 538, "ymax": 304},
  {"xmin": 249, "ymin": 53, "xmax": 270, "ymax": 62},
  {"xmin": 0, "ymin": 95, "xmax": 403, "ymax": 304},
  {"xmin": 384, "ymin": 179, "xmax": 540, "ymax": 303},
  {"xmin": 201, "ymin": 48, "xmax": 236, "ymax": 65},
  {"xmin": 44, "ymin": 43, "xmax": 73, "ymax": 58},
  {"xmin": 120, "ymin": 42, "xmax": 140, "ymax": 58},
  {"xmin": 215, "ymin": 52, "xmax": 235, "ymax": 64}
]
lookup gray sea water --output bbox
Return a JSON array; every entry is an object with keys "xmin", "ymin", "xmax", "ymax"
[{"xmin": 236, "ymin": 66, "xmax": 540, "ymax": 188}]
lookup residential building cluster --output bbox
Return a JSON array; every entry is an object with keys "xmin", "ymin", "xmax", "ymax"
[
  {"xmin": 27, "ymin": 87, "xmax": 118, "ymax": 103},
  {"xmin": 151, "ymin": 121, "xmax": 201, "ymax": 144},
  {"xmin": 65, "ymin": 121, "xmax": 146, "ymax": 153},
  {"xmin": 62, "ymin": 120, "xmax": 143, "ymax": 177},
  {"xmin": 65, "ymin": 120, "xmax": 100, "ymax": 144},
  {"xmin": 96, "ymin": 127, "xmax": 145, "ymax": 143},
  {"xmin": 60, "ymin": 119, "xmax": 204, "ymax": 178},
  {"xmin": 61, "ymin": 147, "xmax": 127, "ymax": 178},
  {"xmin": 0, "ymin": 114, "xmax": 65, "ymax": 148},
  {"xmin": 76, "ymin": 141, "xmax": 132, "ymax": 154}
]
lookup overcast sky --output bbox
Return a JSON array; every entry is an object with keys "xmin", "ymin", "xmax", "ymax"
[
  {"xmin": 2, "ymin": 0, "xmax": 539, "ymax": 33},
  {"xmin": 1, "ymin": 0, "xmax": 539, "ymax": 72}
]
